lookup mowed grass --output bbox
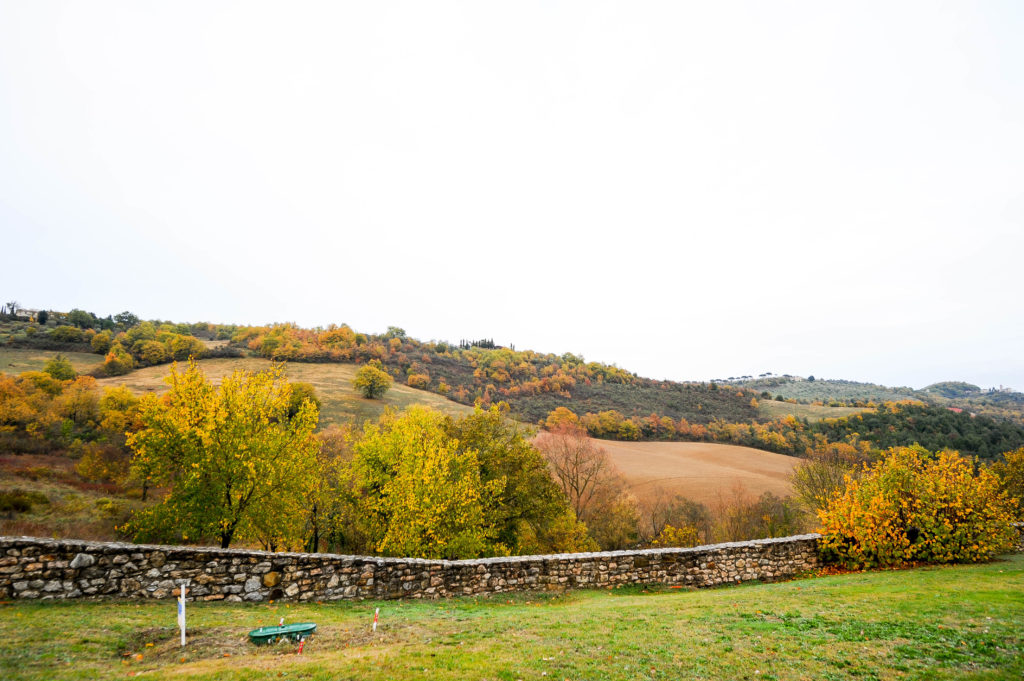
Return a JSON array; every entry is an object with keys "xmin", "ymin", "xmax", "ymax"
[
  {"xmin": 757, "ymin": 400, "xmax": 869, "ymax": 422},
  {"xmin": 0, "ymin": 348, "xmax": 104, "ymax": 376},
  {"xmin": 96, "ymin": 358, "xmax": 475, "ymax": 428},
  {"xmin": 599, "ymin": 439, "xmax": 799, "ymax": 507},
  {"xmin": 0, "ymin": 555, "xmax": 1021, "ymax": 681}
]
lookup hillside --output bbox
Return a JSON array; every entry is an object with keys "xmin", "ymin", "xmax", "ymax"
[
  {"xmin": 0, "ymin": 348, "xmax": 103, "ymax": 375},
  {"xmin": 1, "ymin": 313, "xmax": 761, "ymax": 428},
  {"xmin": 814, "ymin": 402, "xmax": 1024, "ymax": 461},
  {"xmin": 96, "ymin": 357, "xmax": 475, "ymax": 428},
  {"xmin": 920, "ymin": 380, "xmax": 983, "ymax": 399},
  {"xmin": 730, "ymin": 373, "xmax": 1024, "ymax": 427},
  {"xmin": 4, "ymin": 309, "xmax": 1023, "ymax": 456},
  {"xmin": 599, "ymin": 439, "xmax": 798, "ymax": 506},
  {"xmin": 726, "ymin": 375, "xmax": 919, "ymax": 402},
  {"xmin": 755, "ymin": 399, "xmax": 867, "ymax": 422}
]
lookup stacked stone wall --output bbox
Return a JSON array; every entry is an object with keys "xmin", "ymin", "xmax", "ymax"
[
  {"xmin": 0, "ymin": 534, "xmax": 821, "ymax": 602},
  {"xmin": 3, "ymin": 525, "xmax": 1019, "ymax": 602}
]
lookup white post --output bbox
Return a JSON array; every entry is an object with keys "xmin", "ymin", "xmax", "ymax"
[{"xmin": 178, "ymin": 579, "xmax": 190, "ymax": 647}]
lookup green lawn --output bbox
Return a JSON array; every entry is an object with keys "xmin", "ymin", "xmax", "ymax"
[{"xmin": 1, "ymin": 555, "xmax": 1021, "ymax": 680}]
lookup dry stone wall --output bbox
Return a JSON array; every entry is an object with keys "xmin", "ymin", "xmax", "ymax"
[
  {"xmin": 0, "ymin": 534, "xmax": 822, "ymax": 602},
  {"xmin": 4, "ymin": 526, "xmax": 1020, "ymax": 603}
]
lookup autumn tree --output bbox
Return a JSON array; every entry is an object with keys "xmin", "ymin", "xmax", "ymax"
[
  {"xmin": 544, "ymin": 407, "xmax": 580, "ymax": 430},
  {"xmin": 288, "ymin": 382, "xmax": 321, "ymax": 419},
  {"xmin": 535, "ymin": 423, "xmax": 613, "ymax": 521},
  {"xmin": 818, "ymin": 446, "xmax": 1017, "ymax": 568},
  {"xmin": 77, "ymin": 386, "xmax": 142, "ymax": 485},
  {"xmin": 51, "ymin": 325, "xmax": 84, "ymax": 343},
  {"xmin": 101, "ymin": 344, "xmax": 134, "ymax": 376},
  {"xmin": 445, "ymin": 406, "xmax": 593, "ymax": 554},
  {"xmin": 535, "ymin": 423, "xmax": 640, "ymax": 549},
  {"xmin": 56, "ymin": 376, "xmax": 99, "ymax": 425},
  {"xmin": 639, "ymin": 488, "xmax": 712, "ymax": 545},
  {"xmin": 588, "ymin": 488, "xmax": 640, "ymax": 550},
  {"xmin": 125, "ymin": 361, "xmax": 320, "ymax": 548},
  {"xmin": 138, "ymin": 340, "xmax": 169, "ymax": 366},
  {"xmin": 353, "ymin": 361, "xmax": 392, "ymax": 399},
  {"xmin": 344, "ymin": 407, "xmax": 506, "ymax": 559},
  {"xmin": 991, "ymin": 447, "xmax": 1024, "ymax": 520},
  {"xmin": 407, "ymin": 373, "xmax": 430, "ymax": 390},
  {"xmin": 302, "ymin": 424, "xmax": 353, "ymax": 553},
  {"xmin": 90, "ymin": 330, "xmax": 112, "ymax": 354},
  {"xmin": 169, "ymin": 335, "xmax": 205, "ymax": 361},
  {"xmin": 43, "ymin": 355, "xmax": 76, "ymax": 381},
  {"xmin": 791, "ymin": 443, "xmax": 870, "ymax": 512}
]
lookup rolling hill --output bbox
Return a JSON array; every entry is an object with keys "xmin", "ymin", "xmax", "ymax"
[
  {"xmin": 95, "ymin": 357, "xmax": 475, "ymax": 428},
  {"xmin": 599, "ymin": 439, "xmax": 799, "ymax": 507},
  {"xmin": 0, "ymin": 348, "xmax": 103, "ymax": 376}
]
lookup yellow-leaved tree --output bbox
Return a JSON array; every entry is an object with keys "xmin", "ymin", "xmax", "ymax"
[
  {"xmin": 818, "ymin": 446, "xmax": 1017, "ymax": 568},
  {"xmin": 124, "ymin": 360, "xmax": 320, "ymax": 549},
  {"xmin": 353, "ymin": 361, "xmax": 392, "ymax": 399},
  {"xmin": 345, "ymin": 407, "xmax": 507, "ymax": 559},
  {"xmin": 991, "ymin": 447, "xmax": 1024, "ymax": 520}
]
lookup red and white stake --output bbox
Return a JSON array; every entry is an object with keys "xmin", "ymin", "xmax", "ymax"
[{"xmin": 372, "ymin": 608, "xmax": 379, "ymax": 632}]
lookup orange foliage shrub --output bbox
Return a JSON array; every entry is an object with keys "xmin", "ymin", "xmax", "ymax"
[
  {"xmin": 407, "ymin": 373, "xmax": 430, "ymax": 390},
  {"xmin": 818, "ymin": 446, "xmax": 1017, "ymax": 568}
]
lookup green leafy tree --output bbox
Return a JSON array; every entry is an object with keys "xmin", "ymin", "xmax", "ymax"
[
  {"xmin": 43, "ymin": 354, "xmax": 76, "ymax": 381},
  {"xmin": 125, "ymin": 321, "xmax": 157, "ymax": 345},
  {"xmin": 68, "ymin": 308, "xmax": 96, "ymax": 329},
  {"xmin": 35, "ymin": 310, "xmax": 48, "ymax": 325},
  {"xmin": 125, "ymin": 361, "xmax": 320, "ymax": 548},
  {"xmin": 353, "ymin": 362, "xmax": 392, "ymax": 399},
  {"xmin": 114, "ymin": 311, "xmax": 140, "ymax": 329},
  {"xmin": 51, "ymin": 325, "xmax": 84, "ymax": 343}
]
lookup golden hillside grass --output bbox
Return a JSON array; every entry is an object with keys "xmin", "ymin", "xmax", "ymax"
[
  {"xmin": 757, "ymin": 399, "xmax": 869, "ymax": 422},
  {"xmin": 0, "ymin": 348, "xmax": 104, "ymax": 375},
  {"xmin": 599, "ymin": 439, "xmax": 800, "ymax": 506},
  {"xmin": 96, "ymin": 358, "xmax": 475, "ymax": 428}
]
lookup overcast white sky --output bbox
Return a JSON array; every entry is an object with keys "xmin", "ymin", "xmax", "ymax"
[{"xmin": 2, "ymin": 1, "xmax": 1022, "ymax": 390}]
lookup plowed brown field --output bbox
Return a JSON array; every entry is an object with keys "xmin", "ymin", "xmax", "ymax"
[{"xmin": 598, "ymin": 440, "xmax": 799, "ymax": 506}]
